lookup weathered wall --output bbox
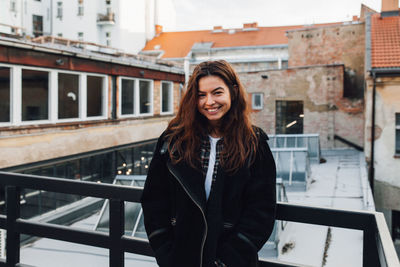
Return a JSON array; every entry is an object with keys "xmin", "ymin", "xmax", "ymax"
[
  {"xmin": 287, "ymin": 23, "xmax": 365, "ymax": 99},
  {"xmin": 240, "ymin": 65, "xmax": 364, "ymax": 149},
  {"xmin": 0, "ymin": 117, "xmax": 172, "ymax": 169},
  {"xmin": 364, "ymin": 76, "xmax": 400, "ymax": 193}
]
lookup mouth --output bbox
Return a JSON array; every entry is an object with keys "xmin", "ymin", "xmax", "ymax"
[{"xmin": 205, "ymin": 106, "xmax": 221, "ymax": 114}]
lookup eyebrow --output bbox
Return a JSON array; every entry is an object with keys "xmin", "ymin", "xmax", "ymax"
[{"xmin": 198, "ymin": 87, "xmax": 225, "ymax": 93}]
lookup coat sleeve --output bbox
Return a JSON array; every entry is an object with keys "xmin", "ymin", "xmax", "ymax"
[
  {"xmin": 217, "ymin": 129, "xmax": 277, "ymax": 266},
  {"xmin": 141, "ymin": 133, "xmax": 173, "ymax": 266}
]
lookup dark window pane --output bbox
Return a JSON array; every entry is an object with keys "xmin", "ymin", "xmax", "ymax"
[
  {"xmin": 276, "ymin": 100, "xmax": 303, "ymax": 134},
  {"xmin": 87, "ymin": 75, "xmax": 103, "ymax": 117},
  {"xmin": 139, "ymin": 80, "xmax": 151, "ymax": 114},
  {"xmin": 22, "ymin": 69, "xmax": 49, "ymax": 121},
  {"xmin": 0, "ymin": 67, "xmax": 10, "ymax": 122},
  {"xmin": 121, "ymin": 79, "xmax": 134, "ymax": 115},
  {"xmin": 396, "ymin": 129, "xmax": 400, "ymax": 154},
  {"xmin": 58, "ymin": 73, "xmax": 79, "ymax": 119},
  {"xmin": 161, "ymin": 82, "xmax": 172, "ymax": 113},
  {"xmin": 32, "ymin": 15, "xmax": 43, "ymax": 37}
]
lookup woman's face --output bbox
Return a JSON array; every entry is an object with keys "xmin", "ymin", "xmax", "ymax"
[{"xmin": 197, "ymin": 75, "xmax": 231, "ymax": 128}]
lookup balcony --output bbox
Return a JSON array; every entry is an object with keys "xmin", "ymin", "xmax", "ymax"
[
  {"xmin": 97, "ymin": 12, "xmax": 115, "ymax": 25},
  {"xmin": 0, "ymin": 171, "xmax": 398, "ymax": 267}
]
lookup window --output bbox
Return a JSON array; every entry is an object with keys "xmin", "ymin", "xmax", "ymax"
[
  {"xmin": 396, "ymin": 113, "xmax": 400, "ymax": 155},
  {"xmin": 161, "ymin": 81, "xmax": 173, "ymax": 114},
  {"xmin": 10, "ymin": 0, "xmax": 17, "ymax": 12},
  {"xmin": 106, "ymin": 0, "xmax": 111, "ymax": 4},
  {"xmin": 57, "ymin": 33, "xmax": 63, "ymax": 37},
  {"xmin": 78, "ymin": 0, "xmax": 84, "ymax": 16},
  {"xmin": 87, "ymin": 75, "xmax": 105, "ymax": 117},
  {"xmin": 56, "ymin": 2, "xmax": 62, "ymax": 19},
  {"xmin": 58, "ymin": 73, "xmax": 79, "ymax": 119},
  {"xmin": 121, "ymin": 78, "xmax": 135, "ymax": 115},
  {"xmin": 393, "ymin": 210, "xmax": 400, "ymax": 241},
  {"xmin": 0, "ymin": 67, "xmax": 11, "ymax": 123},
  {"xmin": 22, "ymin": 69, "xmax": 49, "ymax": 121},
  {"xmin": 252, "ymin": 93, "xmax": 263, "ymax": 110},
  {"xmin": 32, "ymin": 15, "xmax": 43, "ymax": 37},
  {"xmin": 106, "ymin": 32, "xmax": 111, "ymax": 47},
  {"xmin": 276, "ymin": 100, "xmax": 304, "ymax": 134},
  {"xmin": 78, "ymin": 32, "xmax": 84, "ymax": 42},
  {"xmin": 119, "ymin": 78, "xmax": 153, "ymax": 117},
  {"xmin": 139, "ymin": 80, "xmax": 152, "ymax": 114}
]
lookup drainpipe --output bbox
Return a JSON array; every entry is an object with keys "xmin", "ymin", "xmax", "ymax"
[
  {"xmin": 369, "ymin": 71, "xmax": 376, "ymax": 195},
  {"xmin": 184, "ymin": 51, "xmax": 192, "ymax": 85}
]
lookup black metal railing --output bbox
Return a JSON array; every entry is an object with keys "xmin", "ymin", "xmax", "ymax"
[{"xmin": 0, "ymin": 171, "xmax": 398, "ymax": 267}]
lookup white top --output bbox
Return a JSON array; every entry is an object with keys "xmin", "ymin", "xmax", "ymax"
[{"xmin": 205, "ymin": 136, "xmax": 221, "ymax": 200}]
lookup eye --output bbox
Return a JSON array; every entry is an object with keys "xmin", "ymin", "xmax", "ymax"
[{"xmin": 198, "ymin": 93, "xmax": 206, "ymax": 98}]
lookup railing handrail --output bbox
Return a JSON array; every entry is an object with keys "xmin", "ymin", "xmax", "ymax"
[{"xmin": 0, "ymin": 171, "xmax": 398, "ymax": 267}]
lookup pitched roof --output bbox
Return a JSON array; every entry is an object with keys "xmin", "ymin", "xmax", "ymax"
[
  {"xmin": 371, "ymin": 13, "xmax": 400, "ymax": 68},
  {"xmin": 142, "ymin": 23, "xmax": 342, "ymax": 59}
]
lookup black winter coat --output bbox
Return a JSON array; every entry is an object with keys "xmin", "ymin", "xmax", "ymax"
[{"xmin": 141, "ymin": 128, "xmax": 276, "ymax": 267}]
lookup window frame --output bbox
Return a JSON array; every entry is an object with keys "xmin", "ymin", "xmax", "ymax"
[
  {"xmin": 138, "ymin": 78, "xmax": 154, "ymax": 116},
  {"xmin": 0, "ymin": 64, "xmax": 12, "ymax": 127},
  {"xmin": 118, "ymin": 76, "xmax": 137, "ymax": 118},
  {"xmin": 0, "ymin": 63, "xmax": 108, "ymax": 126},
  {"xmin": 252, "ymin": 93, "xmax": 263, "ymax": 110},
  {"xmin": 118, "ymin": 77, "xmax": 154, "ymax": 118},
  {"xmin": 160, "ymin": 81, "xmax": 173, "ymax": 115},
  {"xmin": 85, "ymin": 73, "xmax": 108, "ymax": 121}
]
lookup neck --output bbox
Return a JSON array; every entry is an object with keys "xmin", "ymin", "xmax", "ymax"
[{"xmin": 208, "ymin": 122, "xmax": 222, "ymax": 138}]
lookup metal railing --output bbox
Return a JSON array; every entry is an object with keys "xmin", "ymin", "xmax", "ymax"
[
  {"xmin": 0, "ymin": 171, "xmax": 398, "ymax": 267},
  {"xmin": 268, "ymin": 134, "xmax": 321, "ymax": 163}
]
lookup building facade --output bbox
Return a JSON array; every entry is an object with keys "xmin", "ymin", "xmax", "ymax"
[
  {"xmin": 0, "ymin": 36, "xmax": 184, "ymax": 169},
  {"xmin": 0, "ymin": 0, "xmax": 176, "ymax": 54},
  {"xmin": 364, "ymin": 0, "xmax": 400, "ymax": 244}
]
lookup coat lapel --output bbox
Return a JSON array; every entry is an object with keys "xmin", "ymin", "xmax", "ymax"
[{"xmin": 166, "ymin": 160, "xmax": 207, "ymax": 212}]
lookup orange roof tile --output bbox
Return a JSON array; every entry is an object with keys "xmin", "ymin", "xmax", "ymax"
[
  {"xmin": 371, "ymin": 13, "xmax": 400, "ymax": 68},
  {"xmin": 142, "ymin": 23, "xmax": 343, "ymax": 59}
]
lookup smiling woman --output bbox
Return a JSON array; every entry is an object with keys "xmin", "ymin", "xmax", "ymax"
[{"xmin": 141, "ymin": 60, "xmax": 277, "ymax": 267}]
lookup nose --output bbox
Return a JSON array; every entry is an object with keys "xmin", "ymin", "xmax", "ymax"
[{"xmin": 206, "ymin": 95, "xmax": 215, "ymax": 105}]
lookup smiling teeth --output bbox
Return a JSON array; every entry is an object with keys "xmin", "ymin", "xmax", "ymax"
[{"xmin": 208, "ymin": 109, "xmax": 217, "ymax": 112}]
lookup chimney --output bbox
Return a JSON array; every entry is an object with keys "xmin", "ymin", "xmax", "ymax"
[
  {"xmin": 155, "ymin": 24, "xmax": 163, "ymax": 36},
  {"xmin": 243, "ymin": 22, "xmax": 258, "ymax": 29},
  {"xmin": 381, "ymin": 0, "xmax": 399, "ymax": 17}
]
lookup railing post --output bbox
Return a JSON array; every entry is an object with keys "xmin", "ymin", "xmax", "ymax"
[
  {"xmin": 363, "ymin": 221, "xmax": 380, "ymax": 267},
  {"xmin": 109, "ymin": 198, "xmax": 124, "ymax": 267},
  {"xmin": 6, "ymin": 186, "xmax": 20, "ymax": 266}
]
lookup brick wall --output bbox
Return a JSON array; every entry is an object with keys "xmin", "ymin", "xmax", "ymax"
[
  {"xmin": 240, "ymin": 64, "xmax": 364, "ymax": 149},
  {"xmin": 287, "ymin": 23, "xmax": 365, "ymax": 99}
]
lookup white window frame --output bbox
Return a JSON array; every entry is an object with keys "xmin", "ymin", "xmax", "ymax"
[
  {"xmin": 252, "ymin": 93, "xmax": 264, "ymax": 110},
  {"xmin": 0, "ymin": 63, "xmax": 108, "ymax": 126},
  {"xmin": 56, "ymin": 70, "xmax": 82, "ymax": 122},
  {"xmin": 0, "ymin": 64, "xmax": 13, "ymax": 127},
  {"xmin": 160, "ymin": 81, "xmax": 173, "ymax": 115},
  {"xmin": 85, "ymin": 73, "xmax": 108, "ymax": 121},
  {"xmin": 138, "ymin": 78, "xmax": 153, "ymax": 116},
  {"xmin": 118, "ymin": 76, "xmax": 137, "ymax": 118},
  {"xmin": 19, "ymin": 66, "xmax": 52, "ymax": 125},
  {"xmin": 118, "ymin": 77, "xmax": 153, "ymax": 118}
]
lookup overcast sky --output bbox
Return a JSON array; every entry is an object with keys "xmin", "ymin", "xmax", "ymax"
[{"xmin": 168, "ymin": 0, "xmax": 381, "ymax": 31}]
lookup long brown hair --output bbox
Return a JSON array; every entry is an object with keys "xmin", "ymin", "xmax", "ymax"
[{"xmin": 166, "ymin": 60, "xmax": 257, "ymax": 173}]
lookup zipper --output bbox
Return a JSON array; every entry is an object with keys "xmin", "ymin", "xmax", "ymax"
[{"xmin": 167, "ymin": 165, "xmax": 208, "ymax": 267}]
